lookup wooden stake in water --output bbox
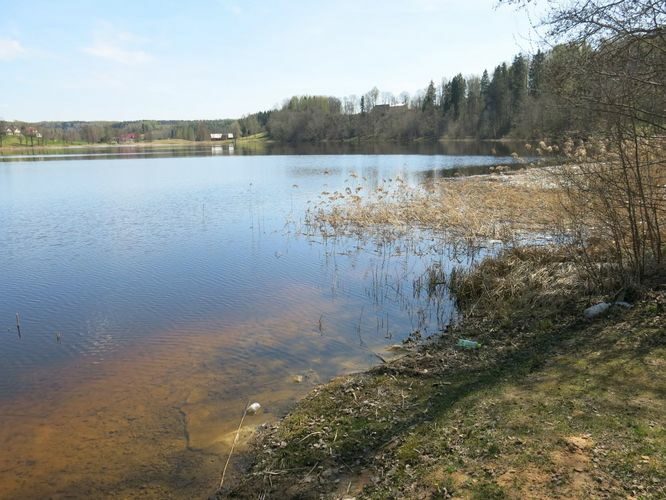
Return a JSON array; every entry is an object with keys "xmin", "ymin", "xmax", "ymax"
[{"xmin": 15, "ymin": 312, "xmax": 21, "ymax": 339}]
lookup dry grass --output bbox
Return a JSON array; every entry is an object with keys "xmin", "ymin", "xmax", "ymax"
[
  {"xmin": 307, "ymin": 167, "xmax": 564, "ymax": 244},
  {"xmin": 447, "ymin": 246, "xmax": 622, "ymax": 331}
]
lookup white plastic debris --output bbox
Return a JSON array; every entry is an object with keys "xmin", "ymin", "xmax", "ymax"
[
  {"xmin": 613, "ymin": 301, "xmax": 633, "ymax": 309},
  {"xmin": 584, "ymin": 301, "xmax": 633, "ymax": 320},
  {"xmin": 584, "ymin": 302, "xmax": 611, "ymax": 319},
  {"xmin": 246, "ymin": 402, "xmax": 261, "ymax": 414}
]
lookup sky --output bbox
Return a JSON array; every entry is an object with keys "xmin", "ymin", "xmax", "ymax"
[{"xmin": 0, "ymin": 0, "xmax": 544, "ymax": 122}]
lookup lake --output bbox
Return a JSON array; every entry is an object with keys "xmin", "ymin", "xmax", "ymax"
[{"xmin": 0, "ymin": 145, "xmax": 516, "ymax": 497}]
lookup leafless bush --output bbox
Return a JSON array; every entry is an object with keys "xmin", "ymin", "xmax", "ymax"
[
  {"xmin": 552, "ymin": 135, "xmax": 665, "ymax": 284},
  {"xmin": 506, "ymin": 0, "xmax": 666, "ymax": 285}
]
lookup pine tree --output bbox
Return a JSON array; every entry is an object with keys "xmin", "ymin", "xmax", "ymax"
[
  {"xmin": 422, "ymin": 81, "xmax": 437, "ymax": 112},
  {"xmin": 422, "ymin": 80, "xmax": 438, "ymax": 138},
  {"xmin": 509, "ymin": 54, "xmax": 528, "ymax": 116},
  {"xmin": 528, "ymin": 50, "xmax": 546, "ymax": 97},
  {"xmin": 480, "ymin": 70, "xmax": 490, "ymax": 97},
  {"xmin": 450, "ymin": 74, "xmax": 467, "ymax": 120}
]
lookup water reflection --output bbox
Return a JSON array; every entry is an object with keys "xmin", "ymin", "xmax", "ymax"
[
  {"xmin": 0, "ymin": 140, "xmax": 531, "ymax": 163},
  {"xmin": 0, "ymin": 152, "xmax": 497, "ymax": 497}
]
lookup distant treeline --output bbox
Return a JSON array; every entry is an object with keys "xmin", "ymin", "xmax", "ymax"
[
  {"xmin": 261, "ymin": 44, "xmax": 602, "ymax": 143},
  {"xmin": 0, "ymin": 118, "xmax": 241, "ymax": 145},
  {"xmin": 0, "ymin": 43, "xmax": 634, "ymax": 146}
]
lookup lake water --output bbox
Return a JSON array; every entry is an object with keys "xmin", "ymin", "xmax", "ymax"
[{"xmin": 0, "ymin": 146, "xmax": 515, "ymax": 497}]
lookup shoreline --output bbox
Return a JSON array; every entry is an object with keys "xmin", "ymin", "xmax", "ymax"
[
  {"xmin": 222, "ymin": 250, "xmax": 665, "ymax": 499},
  {"xmin": 0, "ymin": 137, "xmax": 267, "ymax": 153},
  {"xmin": 220, "ymin": 168, "xmax": 665, "ymax": 499},
  {"xmin": 0, "ymin": 135, "xmax": 540, "ymax": 154}
]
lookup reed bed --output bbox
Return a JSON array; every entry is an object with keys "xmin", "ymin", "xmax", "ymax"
[
  {"xmin": 306, "ymin": 168, "xmax": 563, "ymax": 245},
  {"xmin": 448, "ymin": 246, "xmax": 607, "ymax": 330}
]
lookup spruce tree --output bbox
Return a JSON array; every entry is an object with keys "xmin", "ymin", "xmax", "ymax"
[{"xmin": 528, "ymin": 50, "xmax": 545, "ymax": 97}]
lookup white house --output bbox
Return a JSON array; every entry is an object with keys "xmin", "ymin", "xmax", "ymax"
[
  {"xmin": 5, "ymin": 128, "xmax": 12, "ymax": 136},
  {"xmin": 211, "ymin": 133, "xmax": 235, "ymax": 141},
  {"xmin": 14, "ymin": 128, "xmax": 21, "ymax": 135}
]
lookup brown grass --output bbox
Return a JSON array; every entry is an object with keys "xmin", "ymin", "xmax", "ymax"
[
  {"xmin": 449, "ymin": 246, "xmax": 588, "ymax": 324},
  {"xmin": 307, "ymin": 167, "xmax": 563, "ymax": 244}
]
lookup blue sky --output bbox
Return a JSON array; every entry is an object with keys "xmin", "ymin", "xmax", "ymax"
[{"xmin": 0, "ymin": 0, "xmax": 542, "ymax": 121}]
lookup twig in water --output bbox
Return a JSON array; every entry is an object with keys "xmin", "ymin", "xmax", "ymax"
[
  {"xmin": 15, "ymin": 313, "xmax": 21, "ymax": 339},
  {"xmin": 357, "ymin": 306, "xmax": 365, "ymax": 347},
  {"xmin": 385, "ymin": 312, "xmax": 390, "ymax": 339},
  {"xmin": 219, "ymin": 400, "xmax": 250, "ymax": 490}
]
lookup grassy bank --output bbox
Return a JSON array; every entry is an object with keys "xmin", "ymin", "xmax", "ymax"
[
  {"xmin": 222, "ymin": 246, "xmax": 664, "ymax": 498},
  {"xmin": 0, "ymin": 133, "xmax": 269, "ymax": 152}
]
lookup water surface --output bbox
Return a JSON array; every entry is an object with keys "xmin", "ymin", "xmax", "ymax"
[{"xmin": 0, "ymin": 148, "xmax": 511, "ymax": 497}]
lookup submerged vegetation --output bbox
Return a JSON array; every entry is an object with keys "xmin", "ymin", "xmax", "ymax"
[{"xmin": 223, "ymin": 245, "xmax": 665, "ymax": 498}]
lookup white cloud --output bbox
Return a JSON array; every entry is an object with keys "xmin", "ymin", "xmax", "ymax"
[
  {"xmin": 83, "ymin": 27, "xmax": 152, "ymax": 65},
  {"xmin": 0, "ymin": 38, "xmax": 25, "ymax": 60},
  {"xmin": 84, "ymin": 42, "xmax": 151, "ymax": 64}
]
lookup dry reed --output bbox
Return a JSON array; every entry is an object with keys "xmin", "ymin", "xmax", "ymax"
[
  {"xmin": 219, "ymin": 401, "xmax": 251, "ymax": 491},
  {"xmin": 307, "ymin": 168, "xmax": 563, "ymax": 245}
]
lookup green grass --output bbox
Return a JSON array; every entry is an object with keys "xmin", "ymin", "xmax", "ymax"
[
  {"xmin": 225, "ymin": 249, "xmax": 665, "ymax": 499},
  {"xmin": 0, "ymin": 133, "xmax": 270, "ymax": 151},
  {"xmin": 0, "ymin": 136, "xmax": 88, "ymax": 149}
]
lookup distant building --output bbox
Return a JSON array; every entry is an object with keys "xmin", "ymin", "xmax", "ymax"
[
  {"xmin": 5, "ymin": 128, "xmax": 13, "ymax": 136},
  {"xmin": 118, "ymin": 133, "xmax": 138, "ymax": 143},
  {"xmin": 210, "ymin": 133, "xmax": 234, "ymax": 141},
  {"xmin": 14, "ymin": 128, "xmax": 21, "ymax": 135}
]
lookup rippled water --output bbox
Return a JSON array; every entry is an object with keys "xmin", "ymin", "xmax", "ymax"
[{"xmin": 0, "ymin": 148, "xmax": 512, "ymax": 497}]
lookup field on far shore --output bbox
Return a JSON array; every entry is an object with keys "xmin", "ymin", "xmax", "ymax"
[{"xmin": 0, "ymin": 133, "xmax": 268, "ymax": 151}]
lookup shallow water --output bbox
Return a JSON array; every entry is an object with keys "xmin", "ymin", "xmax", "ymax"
[{"xmin": 0, "ymin": 149, "xmax": 509, "ymax": 497}]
